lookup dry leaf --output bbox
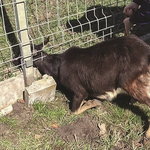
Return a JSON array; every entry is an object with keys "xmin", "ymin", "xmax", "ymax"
[
  {"xmin": 35, "ymin": 134, "xmax": 41, "ymax": 139},
  {"xmin": 98, "ymin": 123, "xmax": 107, "ymax": 137},
  {"xmin": 51, "ymin": 123, "xmax": 59, "ymax": 128}
]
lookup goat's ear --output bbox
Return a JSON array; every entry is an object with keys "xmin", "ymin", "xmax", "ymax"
[
  {"xmin": 32, "ymin": 49, "xmax": 38, "ymax": 56},
  {"xmin": 30, "ymin": 43, "xmax": 38, "ymax": 56},
  {"xmin": 35, "ymin": 37, "xmax": 49, "ymax": 50},
  {"xmin": 30, "ymin": 37, "xmax": 49, "ymax": 51}
]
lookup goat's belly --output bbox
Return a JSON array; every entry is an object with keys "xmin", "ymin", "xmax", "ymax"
[{"xmin": 97, "ymin": 88, "xmax": 127, "ymax": 101}]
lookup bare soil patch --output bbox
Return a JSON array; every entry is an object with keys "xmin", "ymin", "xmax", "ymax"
[
  {"xmin": 0, "ymin": 102, "xmax": 33, "ymax": 138},
  {"xmin": 9, "ymin": 102, "xmax": 34, "ymax": 125},
  {"xmin": 56, "ymin": 115, "xmax": 100, "ymax": 143}
]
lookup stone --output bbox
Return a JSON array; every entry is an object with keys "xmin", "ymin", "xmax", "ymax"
[
  {"xmin": 0, "ymin": 73, "xmax": 24, "ymax": 111},
  {"xmin": 25, "ymin": 74, "xmax": 56, "ymax": 105},
  {"xmin": 0, "ymin": 105, "xmax": 13, "ymax": 117}
]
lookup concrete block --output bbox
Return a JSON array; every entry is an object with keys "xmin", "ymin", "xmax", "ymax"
[
  {"xmin": 0, "ymin": 68, "xmax": 53, "ymax": 117},
  {"xmin": 0, "ymin": 73, "xmax": 24, "ymax": 111},
  {"xmin": 25, "ymin": 74, "xmax": 56, "ymax": 105},
  {"xmin": 0, "ymin": 105, "xmax": 13, "ymax": 117}
]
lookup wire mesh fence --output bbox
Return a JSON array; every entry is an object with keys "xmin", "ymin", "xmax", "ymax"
[{"xmin": 0, "ymin": 0, "xmax": 149, "ymax": 84}]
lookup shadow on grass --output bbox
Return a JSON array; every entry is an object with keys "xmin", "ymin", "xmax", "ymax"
[
  {"xmin": 112, "ymin": 94, "xmax": 149, "ymax": 133},
  {"xmin": 66, "ymin": 4, "xmax": 150, "ymax": 40},
  {"xmin": 66, "ymin": 4, "xmax": 125, "ymax": 40},
  {"xmin": 0, "ymin": 0, "xmax": 21, "ymax": 67}
]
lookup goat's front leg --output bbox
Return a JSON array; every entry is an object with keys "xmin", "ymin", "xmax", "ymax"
[
  {"xmin": 74, "ymin": 99, "xmax": 102, "ymax": 115},
  {"xmin": 71, "ymin": 93, "xmax": 86, "ymax": 113},
  {"xmin": 71, "ymin": 90, "xmax": 101, "ymax": 115}
]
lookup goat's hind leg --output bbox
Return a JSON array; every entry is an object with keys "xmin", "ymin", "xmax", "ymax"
[
  {"xmin": 143, "ymin": 94, "xmax": 150, "ymax": 139},
  {"xmin": 140, "ymin": 76, "xmax": 150, "ymax": 139},
  {"xmin": 143, "ymin": 96, "xmax": 150, "ymax": 139},
  {"xmin": 127, "ymin": 73, "xmax": 150, "ymax": 138}
]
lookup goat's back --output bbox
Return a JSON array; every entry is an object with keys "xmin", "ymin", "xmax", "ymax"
[{"xmin": 59, "ymin": 35, "xmax": 150, "ymax": 97}]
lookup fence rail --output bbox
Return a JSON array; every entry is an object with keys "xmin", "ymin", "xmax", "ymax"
[{"xmin": 0, "ymin": 0, "xmax": 141, "ymax": 85}]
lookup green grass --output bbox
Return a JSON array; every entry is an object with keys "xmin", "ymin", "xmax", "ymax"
[
  {"xmin": 1, "ymin": 92, "xmax": 150, "ymax": 149},
  {"xmin": 1, "ymin": 0, "xmax": 150, "ymax": 149},
  {"xmin": 0, "ymin": 116, "xmax": 17, "ymax": 128},
  {"xmin": 33, "ymin": 101, "xmax": 68, "ymax": 125}
]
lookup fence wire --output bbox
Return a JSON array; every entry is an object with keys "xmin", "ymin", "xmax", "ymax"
[{"xmin": 0, "ymin": 0, "xmax": 149, "ymax": 83}]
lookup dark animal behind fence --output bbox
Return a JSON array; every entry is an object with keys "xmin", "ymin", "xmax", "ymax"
[{"xmin": 32, "ymin": 35, "xmax": 150, "ymax": 138}]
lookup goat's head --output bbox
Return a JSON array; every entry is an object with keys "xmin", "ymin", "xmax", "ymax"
[
  {"xmin": 12, "ymin": 37, "xmax": 49, "ymax": 68},
  {"xmin": 31, "ymin": 37, "xmax": 61, "ymax": 83},
  {"xmin": 30, "ymin": 37, "xmax": 49, "ymax": 57}
]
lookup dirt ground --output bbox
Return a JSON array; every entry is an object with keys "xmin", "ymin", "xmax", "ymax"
[
  {"xmin": 56, "ymin": 116, "xmax": 100, "ymax": 143},
  {"xmin": 0, "ymin": 102, "xmax": 33, "ymax": 138},
  {"xmin": 0, "ymin": 102, "xmax": 101, "ymax": 146}
]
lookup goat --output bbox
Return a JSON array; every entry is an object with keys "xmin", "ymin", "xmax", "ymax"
[{"xmin": 32, "ymin": 35, "xmax": 150, "ymax": 138}]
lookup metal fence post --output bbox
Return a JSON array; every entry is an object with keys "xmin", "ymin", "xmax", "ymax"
[{"xmin": 14, "ymin": 0, "xmax": 34, "ymax": 87}]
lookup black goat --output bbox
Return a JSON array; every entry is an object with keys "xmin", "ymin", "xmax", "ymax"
[{"xmin": 32, "ymin": 35, "xmax": 150, "ymax": 138}]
